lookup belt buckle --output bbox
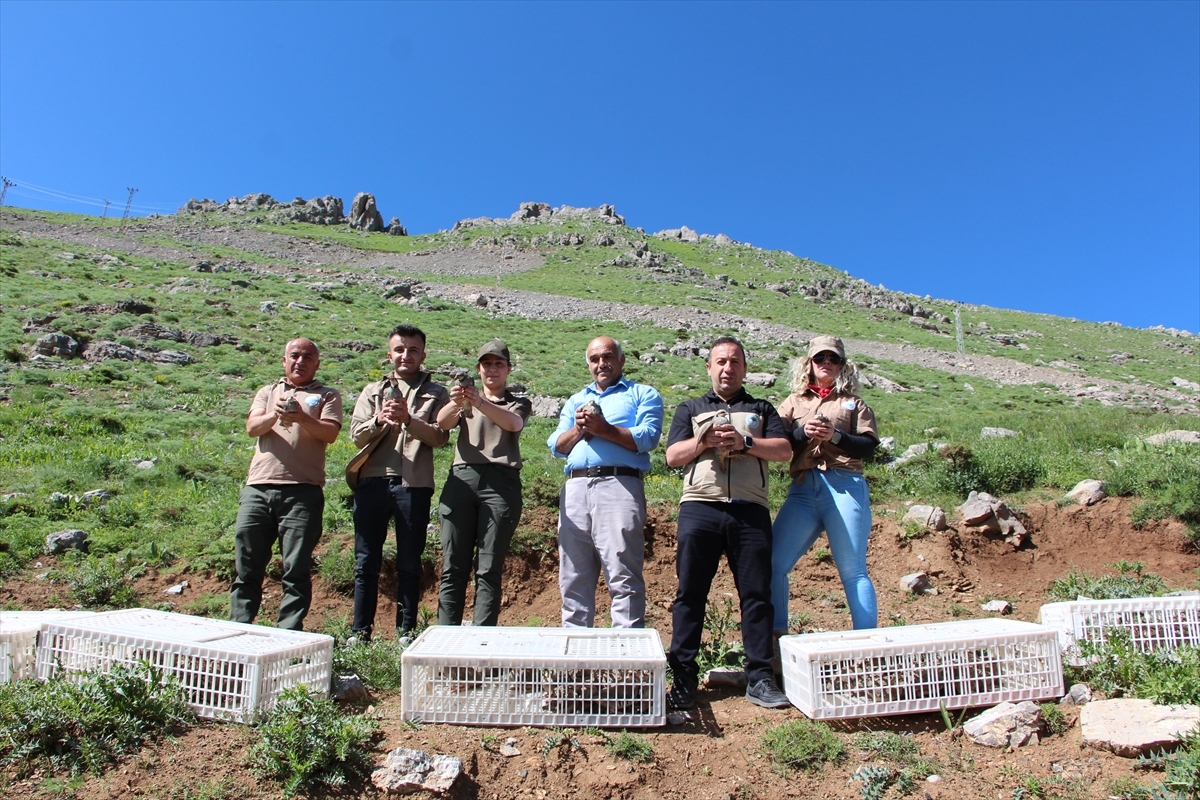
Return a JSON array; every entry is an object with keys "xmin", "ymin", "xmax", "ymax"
[{"xmin": 586, "ymin": 466, "xmax": 602, "ymax": 478}]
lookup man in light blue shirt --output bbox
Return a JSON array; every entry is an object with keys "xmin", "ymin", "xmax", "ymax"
[{"xmin": 548, "ymin": 336, "xmax": 664, "ymax": 627}]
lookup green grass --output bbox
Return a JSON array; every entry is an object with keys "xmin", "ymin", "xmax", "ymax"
[
  {"xmin": 602, "ymin": 730, "xmax": 655, "ymax": 763},
  {"xmin": 1067, "ymin": 635, "xmax": 1200, "ymax": 706},
  {"xmin": 1047, "ymin": 561, "xmax": 1170, "ymax": 601}
]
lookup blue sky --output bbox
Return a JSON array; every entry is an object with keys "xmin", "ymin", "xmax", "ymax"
[{"xmin": 2, "ymin": 1, "xmax": 1197, "ymax": 332}]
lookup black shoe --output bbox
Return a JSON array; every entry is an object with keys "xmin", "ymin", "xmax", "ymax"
[
  {"xmin": 667, "ymin": 682, "xmax": 696, "ymax": 711},
  {"xmin": 745, "ymin": 678, "xmax": 790, "ymax": 709}
]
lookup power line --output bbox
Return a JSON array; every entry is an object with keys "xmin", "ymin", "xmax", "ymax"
[
  {"xmin": 2, "ymin": 179, "xmax": 179, "ymax": 214},
  {"xmin": 121, "ymin": 188, "xmax": 138, "ymax": 229}
]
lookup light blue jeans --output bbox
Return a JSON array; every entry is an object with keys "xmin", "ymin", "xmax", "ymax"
[{"xmin": 771, "ymin": 469, "xmax": 878, "ymax": 631}]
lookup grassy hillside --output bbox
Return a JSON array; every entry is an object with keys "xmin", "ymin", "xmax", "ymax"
[{"xmin": 1, "ymin": 206, "xmax": 1198, "ymax": 591}]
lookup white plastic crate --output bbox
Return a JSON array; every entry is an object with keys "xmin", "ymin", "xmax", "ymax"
[
  {"xmin": 35, "ymin": 609, "xmax": 333, "ymax": 722},
  {"xmin": 780, "ymin": 619, "xmax": 1063, "ymax": 720},
  {"xmin": 1040, "ymin": 595, "xmax": 1200, "ymax": 665},
  {"xmin": 402, "ymin": 626, "xmax": 666, "ymax": 728},
  {"xmin": 0, "ymin": 610, "xmax": 94, "ymax": 684}
]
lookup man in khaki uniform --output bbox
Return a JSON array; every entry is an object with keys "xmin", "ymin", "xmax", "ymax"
[
  {"xmin": 348, "ymin": 324, "xmax": 450, "ymax": 638},
  {"xmin": 230, "ymin": 337, "xmax": 343, "ymax": 630}
]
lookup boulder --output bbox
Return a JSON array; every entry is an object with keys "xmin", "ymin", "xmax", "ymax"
[
  {"xmin": 84, "ymin": 341, "xmax": 143, "ymax": 362},
  {"xmin": 348, "ymin": 192, "xmax": 385, "ymax": 232},
  {"xmin": 980, "ymin": 427, "xmax": 1018, "ymax": 439},
  {"xmin": 957, "ymin": 491, "xmax": 999, "ymax": 525},
  {"xmin": 1143, "ymin": 430, "xmax": 1200, "ymax": 446},
  {"xmin": 1065, "ymin": 479, "xmax": 1105, "ymax": 506},
  {"xmin": 79, "ymin": 489, "xmax": 112, "ymax": 507},
  {"xmin": 287, "ymin": 302, "xmax": 316, "ymax": 311},
  {"xmin": 333, "ymin": 674, "xmax": 372, "ymax": 703},
  {"xmin": 744, "ymin": 373, "xmax": 776, "ymax": 387},
  {"xmin": 900, "ymin": 572, "xmax": 931, "ymax": 594},
  {"xmin": 993, "ymin": 503, "xmax": 1029, "ymax": 547},
  {"xmin": 387, "ymin": 217, "xmax": 407, "ymax": 236},
  {"xmin": 1171, "ymin": 376, "xmax": 1200, "ymax": 391},
  {"xmin": 46, "ymin": 529, "xmax": 88, "ymax": 555},
  {"xmin": 1080, "ymin": 699, "xmax": 1200, "ymax": 757},
  {"xmin": 981, "ymin": 599, "xmax": 1011, "ymax": 614},
  {"xmin": 639, "ymin": 353, "xmax": 661, "ymax": 364},
  {"xmin": 886, "ymin": 442, "xmax": 945, "ymax": 470},
  {"xmin": 901, "ymin": 505, "xmax": 948, "ymax": 531},
  {"xmin": 34, "ymin": 333, "xmax": 80, "ymax": 358},
  {"xmin": 529, "ymin": 395, "xmax": 563, "ymax": 419},
  {"xmin": 153, "ymin": 350, "xmax": 195, "ymax": 365},
  {"xmin": 260, "ymin": 301, "xmax": 278, "ymax": 313},
  {"xmin": 371, "ymin": 747, "xmax": 462, "ymax": 794},
  {"xmin": 463, "ymin": 293, "xmax": 489, "ymax": 307},
  {"xmin": 511, "ymin": 202, "xmax": 552, "ymax": 221},
  {"xmin": 963, "ymin": 701, "xmax": 1042, "ymax": 748}
]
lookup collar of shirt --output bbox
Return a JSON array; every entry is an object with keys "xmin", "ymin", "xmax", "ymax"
[
  {"xmin": 392, "ymin": 370, "xmax": 430, "ymax": 391},
  {"xmin": 280, "ymin": 377, "xmax": 324, "ymax": 391},
  {"xmin": 584, "ymin": 375, "xmax": 631, "ymax": 397},
  {"xmin": 703, "ymin": 386, "xmax": 754, "ymax": 405}
]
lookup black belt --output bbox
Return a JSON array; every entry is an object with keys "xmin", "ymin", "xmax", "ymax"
[{"xmin": 569, "ymin": 466, "xmax": 643, "ymax": 479}]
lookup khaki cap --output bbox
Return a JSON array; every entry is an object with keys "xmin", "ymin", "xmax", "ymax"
[
  {"xmin": 807, "ymin": 335, "xmax": 846, "ymax": 359},
  {"xmin": 478, "ymin": 339, "xmax": 511, "ymax": 363}
]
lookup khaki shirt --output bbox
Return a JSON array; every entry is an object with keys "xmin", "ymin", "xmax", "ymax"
[
  {"xmin": 245, "ymin": 379, "xmax": 343, "ymax": 487},
  {"xmin": 778, "ymin": 390, "xmax": 878, "ymax": 476},
  {"xmin": 450, "ymin": 392, "xmax": 533, "ymax": 469},
  {"xmin": 350, "ymin": 371, "xmax": 450, "ymax": 489}
]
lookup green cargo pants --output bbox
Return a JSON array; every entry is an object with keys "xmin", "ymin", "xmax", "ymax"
[
  {"xmin": 230, "ymin": 483, "xmax": 323, "ymax": 630},
  {"xmin": 437, "ymin": 463, "xmax": 522, "ymax": 626}
]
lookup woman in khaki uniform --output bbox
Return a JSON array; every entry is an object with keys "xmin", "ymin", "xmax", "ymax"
[
  {"xmin": 771, "ymin": 335, "xmax": 881, "ymax": 632},
  {"xmin": 435, "ymin": 340, "xmax": 532, "ymax": 626}
]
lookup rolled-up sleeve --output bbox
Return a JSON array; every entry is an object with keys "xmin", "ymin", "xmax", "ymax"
[
  {"xmin": 628, "ymin": 385, "xmax": 664, "ymax": 454},
  {"xmin": 548, "ymin": 395, "xmax": 579, "ymax": 459}
]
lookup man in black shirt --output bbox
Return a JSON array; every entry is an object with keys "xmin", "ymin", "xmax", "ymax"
[{"xmin": 664, "ymin": 336, "xmax": 794, "ymax": 710}]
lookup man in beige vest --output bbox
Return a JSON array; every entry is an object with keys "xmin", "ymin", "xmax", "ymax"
[
  {"xmin": 230, "ymin": 337, "xmax": 343, "ymax": 630},
  {"xmin": 348, "ymin": 324, "xmax": 450, "ymax": 638}
]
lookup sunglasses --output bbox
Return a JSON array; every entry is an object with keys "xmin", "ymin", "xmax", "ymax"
[{"xmin": 812, "ymin": 353, "xmax": 843, "ymax": 365}]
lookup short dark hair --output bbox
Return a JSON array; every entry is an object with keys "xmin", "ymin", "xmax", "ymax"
[
  {"xmin": 389, "ymin": 324, "xmax": 426, "ymax": 346},
  {"xmin": 708, "ymin": 336, "xmax": 746, "ymax": 361}
]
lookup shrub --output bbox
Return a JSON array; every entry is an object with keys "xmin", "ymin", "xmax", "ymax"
[
  {"xmin": 603, "ymin": 730, "xmax": 654, "ymax": 763},
  {"xmin": 247, "ymin": 685, "xmax": 377, "ymax": 798},
  {"xmin": 1134, "ymin": 727, "xmax": 1200, "ymax": 800},
  {"xmin": 57, "ymin": 554, "xmax": 140, "ymax": 609},
  {"xmin": 1071, "ymin": 635, "xmax": 1200, "ymax": 705},
  {"xmin": 696, "ymin": 596, "xmax": 744, "ymax": 674},
  {"xmin": 330, "ymin": 633, "xmax": 408, "ymax": 692},
  {"xmin": 760, "ymin": 719, "xmax": 845, "ymax": 772},
  {"xmin": 1047, "ymin": 561, "xmax": 1169, "ymax": 601},
  {"xmin": 1039, "ymin": 702, "xmax": 1069, "ymax": 736},
  {"xmin": 0, "ymin": 663, "xmax": 193, "ymax": 777}
]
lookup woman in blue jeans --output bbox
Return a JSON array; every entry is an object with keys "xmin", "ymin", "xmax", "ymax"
[{"xmin": 772, "ymin": 335, "xmax": 881, "ymax": 633}]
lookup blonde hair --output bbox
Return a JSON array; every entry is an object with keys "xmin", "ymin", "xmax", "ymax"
[{"xmin": 789, "ymin": 354, "xmax": 862, "ymax": 396}]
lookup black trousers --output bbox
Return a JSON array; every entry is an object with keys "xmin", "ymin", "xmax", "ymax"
[
  {"xmin": 352, "ymin": 477, "xmax": 433, "ymax": 634},
  {"xmin": 668, "ymin": 500, "xmax": 776, "ymax": 688}
]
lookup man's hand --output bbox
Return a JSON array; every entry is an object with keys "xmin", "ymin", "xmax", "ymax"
[
  {"xmin": 275, "ymin": 395, "xmax": 303, "ymax": 427},
  {"xmin": 378, "ymin": 395, "xmax": 411, "ymax": 427},
  {"xmin": 575, "ymin": 401, "xmax": 605, "ymax": 440},
  {"xmin": 701, "ymin": 423, "xmax": 745, "ymax": 451}
]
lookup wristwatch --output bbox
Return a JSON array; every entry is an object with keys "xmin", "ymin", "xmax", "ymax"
[
  {"xmin": 831, "ymin": 429, "xmax": 843, "ymax": 445},
  {"xmin": 743, "ymin": 434, "xmax": 754, "ymax": 451}
]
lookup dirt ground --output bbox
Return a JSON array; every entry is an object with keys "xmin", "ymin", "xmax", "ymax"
[{"xmin": 3, "ymin": 496, "xmax": 1198, "ymax": 799}]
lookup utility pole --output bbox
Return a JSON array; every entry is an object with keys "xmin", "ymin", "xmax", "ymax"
[
  {"xmin": 121, "ymin": 187, "xmax": 138, "ymax": 230},
  {"xmin": 0, "ymin": 177, "xmax": 12, "ymax": 227},
  {"xmin": 955, "ymin": 307, "xmax": 965, "ymax": 355},
  {"xmin": 102, "ymin": 199, "xmax": 112, "ymax": 222}
]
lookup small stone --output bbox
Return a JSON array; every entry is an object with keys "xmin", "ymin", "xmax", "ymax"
[
  {"xmin": 980, "ymin": 427, "xmax": 1018, "ymax": 439},
  {"xmin": 901, "ymin": 505, "xmax": 948, "ymax": 531},
  {"xmin": 371, "ymin": 746, "xmax": 462, "ymax": 794},
  {"xmin": 981, "ymin": 599, "xmax": 1011, "ymax": 614},
  {"xmin": 164, "ymin": 581, "xmax": 189, "ymax": 595},
  {"xmin": 260, "ymin": 301, "xmax": 278, "ymax": 313},
  {"xmin": 463, "ymin": 293, "xmax": 489, "ymax": 307},
  {"xmin": 46, "ymin": 529, "xmax": 88, "ymax": 555},
  {"xmin": 926, "ymin": 775, "xmax": 941, "ymax": 784},
  {"xmin": 963, "ymin": 701, "xmax": 1042, "ymax": 748},
  {"xmin": 1065, "ymin": 479, "xmax": 1105, "ymax": 506},
  {"xmin": 333, "ymin": 674, "xmax": 373, "ymax": 703},
  {"xmin": 287, "ymin": 302, "xmax": 316, "ymax": 311},
  {"xmin": 667, "ymin": 711, "xmax": 691, "ymax": 725},
  {"xmin": 957, "ymin": 491, "xmax": 999, "ymax": 526},
  {"xmin": 499, "ymin": 738, "xmax": 521, "ymax": 757},
  {"xmin": 900, "ymin": 572, "xmax": 931, "ymax": 594},
  {"xmin": 135, "ymin": 460, "xmax": 156, "ymax": 470},
  {"xmin": 79, "ymin": 489, "xmax": 112, "ymax": 507},
  {"xmin": 1060, "ymin": 684, "xmax": 1092, "ymax": 706},
  {"xmin": 703, "ymin": 667, "xmax": 747, "ymax": 689}
]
